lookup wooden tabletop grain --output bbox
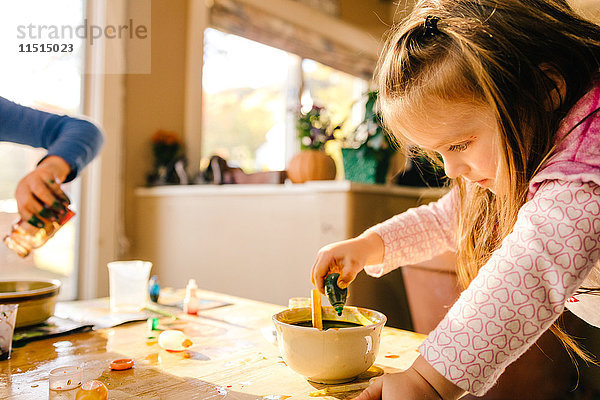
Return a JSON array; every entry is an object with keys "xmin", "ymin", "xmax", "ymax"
[{"xmin": 0, "ymin": 289, "xmax": 425, "ymax": 399}]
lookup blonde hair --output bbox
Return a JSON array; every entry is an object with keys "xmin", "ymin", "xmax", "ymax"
[{"xmin": 378, "ymin": 0, "xmax": 600, "ymax": 363}]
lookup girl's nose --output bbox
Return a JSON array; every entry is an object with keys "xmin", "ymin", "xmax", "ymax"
[{"xmin": 442, "ymin": 156, "xmax": 469, "ymax": 179}]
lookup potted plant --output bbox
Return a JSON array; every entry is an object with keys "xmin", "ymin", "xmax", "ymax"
[
  {"xmin": 146, "ymin": 129, "xmax": 187, "ymax": 186},
  {"xmin": 341, "ymin": 91, "xmax": 396, "ymax": 184},
  {"xmin": 287, "ymin": 105, "xmax": 341, "ymax": 183}
]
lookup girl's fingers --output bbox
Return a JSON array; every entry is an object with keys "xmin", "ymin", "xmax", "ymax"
[
  {"xmin": 338, "ymin": 257, "xmax": 360, "ymax": 289},
  {"xmin": 310, "ymin": 256, "xmax": 320, "ymax": 286},
  {"xmin": 311, "ymin": 254, "xmax": 336, "ymax": 294},
  {"xmin": 313, "ymin": 263, "xmax": 329, "ymax": 294},
  {"xmin": 310, "ymin": 253, "xmax": 324, "ymax": 283},
  {"xmin": 353, "ymin": 377, "xmax": 383, "ymax": 400}
]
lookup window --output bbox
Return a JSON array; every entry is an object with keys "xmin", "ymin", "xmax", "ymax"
[
  {"xmin": 201, "ymin": 28, "xmax": 368, "ymax": 173},
  {"xmin": 0, "ymin": 0, "xmax": 87, "ymax": 300}
]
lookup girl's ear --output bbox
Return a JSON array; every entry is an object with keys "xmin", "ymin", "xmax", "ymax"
[{"xmin": 539, "ymin": 63, "xmax": 567, "ymax": 111}]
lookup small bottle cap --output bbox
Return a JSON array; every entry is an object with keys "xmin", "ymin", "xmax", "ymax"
[
  {"xmin": 186, "ymin": 279, "xmax": 197, "ymax": 289},
  {"xmin": 110, "ymin": 358, "xmax": 134, "ymax": 370},
  {"xmin": 147, "ymin": 317, "xmax": 160, "ymax": 331}
]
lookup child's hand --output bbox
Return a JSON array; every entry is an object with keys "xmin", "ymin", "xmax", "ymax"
[
  {"xmin": 353, "ymin": 369, "xmax": 442, "ymax": 400},
  {"xmin": 15, "ymin": 156, "xmax": 71, "ymax": 227},
  {"xmin": 355, "ymin": 356, "xmax": 467, "ymax": 400},
  {"xmin": 311, "ymin": 231, "xmax": 384, "ymax": 294}
]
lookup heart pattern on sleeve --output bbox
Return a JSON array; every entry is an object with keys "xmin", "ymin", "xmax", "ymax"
[
  {"xmin": 418, "ymin": 180, "xmax": 600, "ymax": 396},
  {"xmin": 365, "ymin": 189, "xmax": 459, "ymax": 277}
]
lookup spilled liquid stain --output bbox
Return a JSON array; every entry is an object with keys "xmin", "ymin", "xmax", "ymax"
[
  {"xmin": 384, "ymin": 354, "xmax": 400, "ymax": 359},
  {"xmin": 215, "ymin": 386, "xmax": 228, "ymax": 395},
  {"xmin": 160, "ymin": 321, "xmax": 228, "ymax": 337},
  {"xmin": 52, "ymin": 341, "xmax": 75, "ymax": 355},
  {"xmin": 143, "ymin": 353, "xmax": 159, "ymax": 365},
  {"xmin": 182, "ymin": 350, "xmax": 210, "ymax": 361},
  {"xmin": 356, "ymin": 365, "xmax": 384, "ymax": 380}
]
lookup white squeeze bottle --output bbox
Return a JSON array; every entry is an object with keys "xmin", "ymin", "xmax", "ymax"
[{"xmin": 183, "ymin": 278, "xmax": 200, "ymax": 315}]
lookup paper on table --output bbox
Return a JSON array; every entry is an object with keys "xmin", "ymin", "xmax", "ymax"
[
  {"xmin": 55, "ymin": 298, "xmax": 149, "ymax": 329},
  {"xmin": 12, "ymin": 317, "xmax": 93, "ymax": 346},
  {"xmin": 55, "ymin": 297, "xmax": 231, "ymax": 329}
]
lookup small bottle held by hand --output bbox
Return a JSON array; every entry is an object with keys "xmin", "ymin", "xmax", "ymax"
[
  {"xmin": 325, "ymin": 273, "xmax": 347, "ymax": 316},
  {"xmin": 3, "ymin": 199, "xmax": 74, "ymax": 258}
]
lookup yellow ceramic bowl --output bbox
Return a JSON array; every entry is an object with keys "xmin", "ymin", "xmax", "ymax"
[
  {"xmin": 0, "ymin": 280, "xmax": 61, "ymax": 328},
  {"xmin": 273, "ymin": 306, "xmax": 386, "ymax": 384}
]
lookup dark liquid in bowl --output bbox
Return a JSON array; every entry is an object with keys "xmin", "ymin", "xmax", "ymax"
[{"xmin": 292, "ymin": 320, "xmax": 363, "ymax": 330}]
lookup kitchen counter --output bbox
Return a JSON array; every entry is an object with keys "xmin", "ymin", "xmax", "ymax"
[
  {"xmin": 132, "ymin": 181, "xmax": 447, "ymax": 306},
  {"xmin": 135, "ymin": 180, "xmax": 448, "ymax": 198}
]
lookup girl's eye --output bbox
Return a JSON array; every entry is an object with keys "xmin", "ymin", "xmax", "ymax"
[{"xmin": 448, "ymin": 142, "xmax": 470, "ymax": 152}]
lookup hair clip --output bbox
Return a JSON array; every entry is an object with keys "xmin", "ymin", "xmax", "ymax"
[{"xmin": 424, "ymin": 15, "xmax": 440, "ymax": 37}]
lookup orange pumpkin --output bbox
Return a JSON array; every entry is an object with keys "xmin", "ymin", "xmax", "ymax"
[{"xmin": 287, "ymin": 150, "xmax": 336, "ymax": 183}]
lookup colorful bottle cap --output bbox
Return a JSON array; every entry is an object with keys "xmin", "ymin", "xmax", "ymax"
[
  {"xmin": 110, "ymin": 358, "xmax": 134, "ymax": 370},
  {"xmin": 147, "ymin": 317, "xmax": 159, "ymax": 331}
]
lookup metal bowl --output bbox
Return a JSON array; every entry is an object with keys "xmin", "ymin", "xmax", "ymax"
[{"xmin": 0, "ymin": 280, "xmax": 61, "ymax": 327}]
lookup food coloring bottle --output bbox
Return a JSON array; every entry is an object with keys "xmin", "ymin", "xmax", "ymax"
[
  {"xmin": 324, "ymin": 273, "xmax": 347, "ymax": 316},
  {"xmin": 148, "ymin": 276, "xmax": 160, "ymax": 302},
  {"xmin": 183, "ymin": 279, "xmax": 200, "ymax": 315},
  {"xmin": 3, "ymin": 200, "xmax": 75, "ymax": 258}
]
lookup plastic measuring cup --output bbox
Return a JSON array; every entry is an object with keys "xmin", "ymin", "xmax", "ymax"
[
  {"xmin": 0, "ymin": 304, "xmax": 18, "ymax": 360},
  {"xmin": 49, "ymin": 365, "xmax": 82, "ymax": 390},
  {"xmin": 107, "ymin": 260, "xmax": 152, "ymax": 312}
]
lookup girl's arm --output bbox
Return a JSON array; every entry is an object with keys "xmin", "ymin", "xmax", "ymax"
[
  {"xmin": 0, "ymin": 96, "xmax": 104, "ymax": 182},
  {"xmin": 311, "ymin": 189, "xmax": 457, "ymax": 293},
  {"xmin": 416, "ymin": 179, "xmax": 600, "ymax": 396},
  {"xmin": 363, "ymin": 188, "xmax": 458, "ymax": 277}
]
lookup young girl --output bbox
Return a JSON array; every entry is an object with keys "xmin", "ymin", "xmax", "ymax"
[{"xmin": 311, "ymin": 0, "xmax": 600, "ymax": 398}]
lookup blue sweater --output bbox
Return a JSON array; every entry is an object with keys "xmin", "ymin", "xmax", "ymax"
[{"xmin": 0, "ymin": 96, "xmax": 104, "ymax": 182}]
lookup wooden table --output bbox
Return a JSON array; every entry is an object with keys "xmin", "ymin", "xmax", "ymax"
[{"xmin": 0, "ymin": 289, "xmax": 425, "ymax": 399}]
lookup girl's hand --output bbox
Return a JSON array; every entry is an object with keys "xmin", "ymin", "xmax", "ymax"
[
  {"xmin": 355, "ymin": 356, "xmax": 466, "ymax": 400},
  {"xmin": 354, "ymin": 369, "xmax": 442, "ymax": 400},
  {"xmin": 15, "ymin": 156, "xmax": 71, "ymax": 228},
  {"xmin": 311, "ymin": 231, "xmax": 385, "ymax": 294}
]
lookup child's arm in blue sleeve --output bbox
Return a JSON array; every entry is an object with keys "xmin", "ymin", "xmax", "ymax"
[{"xmin": 0, "ymin": 96, "xmax": 104, "ymax": 182}]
